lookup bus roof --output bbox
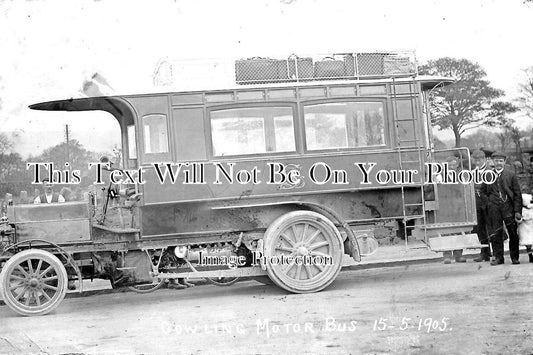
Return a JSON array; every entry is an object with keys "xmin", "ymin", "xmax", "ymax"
[{"xmin": 29, "ymin": 75, "xmax": 453, "ymax": 112}]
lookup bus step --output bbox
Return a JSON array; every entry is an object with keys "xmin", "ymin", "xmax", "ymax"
[{"xmin": 428, "ymin": 234, "xmax": 486, "ymax": 251}]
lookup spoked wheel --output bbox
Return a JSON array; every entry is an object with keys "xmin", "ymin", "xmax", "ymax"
[
  {"xmin": 263, "ymin": 211, "xmax": 344, "ymax": 293},
  {"xmin": 205, "ymin": 276, "xmax": 240, "ymax": 287},
  {"xmin": 0, "ymin": 249, "xmax": 68, "ymax": 316},
  {"xmin": 128, "ymin": 278, "xmax": 165, "ymax": 294}
]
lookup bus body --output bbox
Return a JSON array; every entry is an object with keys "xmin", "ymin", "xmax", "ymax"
[{"xmin": 0, "ymin": 54, "xmax": 482, "ymax": 316}]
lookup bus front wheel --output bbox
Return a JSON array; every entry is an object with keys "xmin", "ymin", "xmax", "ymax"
[{"xmin": 0, "ymin": 249, "xmax": 68, "ymax": 316}]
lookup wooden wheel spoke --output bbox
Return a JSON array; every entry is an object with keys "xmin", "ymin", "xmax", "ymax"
[
  {"xmin": 279, "ymin": 233, "xmax": 295, "ymax": 247},
  {"xmin": 15, "ymin": 265, "xmax": 30, "ymax": 278},
  {"xmin": 9, "ymin": 283, "xmax": 24, "ymax": 291},
  {"xmin": 35, "ymin": 259, "xmax": 43, "ymax": 275},
  {"xmin": 41, "ymin": 290, "xmax": 52, "ymax": 301},
  {"xmin": 41, "ymin": 276, "xmax": 58, "ymax": 282},
  {"xmin": 304, "ymin": 264, "xmax": 313, "ymax": 279},
  {"xmin": 309, "ymin": 241, "xmax": 329, "ymax": 250},
  {"xmin": 314, "ymin": 262, "xmax": 325, "ymax": 272},
  {"xmin": 301, "ymin": 223, "xmax": 309, "ymax": 244},
  {"xmin": 27, "ymin": 259, "xmax": 34, "ymax": 274},
  {"xmin": 295, "ymin": 264, "xmax": 302, "ymax": 280},
  {"xmin": 9, "ymin": 275, "xmax": 25, "ymax": 281},
  {"xmin": 41, "ymin": 283, "xmax": 58, "ymax": 291},
  {"xmin": 304, "ymin": 230, "xmax": 321, "ymax": 245},
  {"xmin": 291, "ymin": 225, "xmax": 299, "ymax": 243},
  {"xmin": 39, "ymin": 265, "xmax": 53, "ymax": 277},
  {"xmin": 35, "ymin": 291, "xmax": 42, "ymax": 307},
  {"xmin": 275, "ymin": 245, "xmax": 294, "ymax": 253},
  {"xmin": 14, "ymin": 287, "xmax": 28, "ymax": 301},
  {"xmin": 310, "ymin": 251, "xmax": 330, "ymax": 258},
  {"xmin": 282, "ymin": 261, "xmax": 295, "ymax": 274}
]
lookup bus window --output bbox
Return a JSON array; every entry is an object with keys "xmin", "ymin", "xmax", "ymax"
[
  {"xmin": 210, "ymin": 106, "xmax": 295, "ymax": 156},
  {"xmin": 142, "ymin": 114, "xmax": 169, "ymax": 154},
  {"xmin": 304, "ymin": 101, "xmax": 386, "ymax": 150},
  {"xmin": 127, "ymin": 125, "xmax": 137, "ymax": 159},
  {"xmin": 273, "ymin": 115, "xmax": 295, "ymax": 152}
]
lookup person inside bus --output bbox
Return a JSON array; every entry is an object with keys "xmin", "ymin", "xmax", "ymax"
[
  {"xmin": 33, "ymin": 179, "xmax": 65, "ymax": 204},
  {"xmin": 442, "ymin": 155, "xmax": 466, "ymax": 264},
  {"xmin": 481, "ymin": 151, "xmax": 522, "ymax": 265}
]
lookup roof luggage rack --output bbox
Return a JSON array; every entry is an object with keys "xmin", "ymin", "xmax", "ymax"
[{"xmin": 153, "ymin": 50, "xmax": 418, "ymax": 90}]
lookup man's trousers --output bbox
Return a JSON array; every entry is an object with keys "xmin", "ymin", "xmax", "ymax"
[{"xmin": 486, "ymin": 201, "xmax": 520, "ymax": 261}]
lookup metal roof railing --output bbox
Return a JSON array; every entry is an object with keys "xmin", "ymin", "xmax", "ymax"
[{"xmin": 153, "ymin": 50, "xmax": 418, "ymax": 91}]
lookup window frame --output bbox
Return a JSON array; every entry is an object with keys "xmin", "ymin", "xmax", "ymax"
[
  {"xmin": 301, "ymin": 98, "xmax": 390, "ymax": 153},
  {"xmin": 140, "ymin": 113, "xmax": 171, "ymax": 163},
  {"xmin": 206, "ymin": 102, "xmax": 300, "ymax": 159}
]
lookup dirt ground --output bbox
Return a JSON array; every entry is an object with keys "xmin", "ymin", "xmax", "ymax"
[{"xmin": 1, "ymin": 259, "xmax": 532, "ymax": 355}]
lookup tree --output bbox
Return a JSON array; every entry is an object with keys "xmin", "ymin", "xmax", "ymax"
[
  {"xmin": 0, "ymin": 133, "xmax": 13, "ymax": 155},
  {"xmin": 461, "ymin": 128, "xmax": 500, "ymax": 151},
  {"xmin": 419, "ymin": 58, "xmax": 504, "ymax": 147},
  {"xmin": 517, "ymin": 66, "xmax": 533, "ymax": 118},
  {"xmin": 32, "ymin": 139, "xmax": 101, "ymax": 185},
  {"xmin": 485, "ymin": 101, "xmax": 525, "ymax": 159},
  {"xmin": 37, "ymin": 139, "xmax": 96, "ymax": 169}
]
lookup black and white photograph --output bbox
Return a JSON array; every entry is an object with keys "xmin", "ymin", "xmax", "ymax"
[{"xmin": 0, "ymin": 0, "xmax": 532, "ymax": 354}]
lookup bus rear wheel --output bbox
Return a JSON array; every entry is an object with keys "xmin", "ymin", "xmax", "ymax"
[
  {"xmin": 0, "ymin": 249, "xmax": 68, "ymax": 316},
  {"xmin": 263, "ymin": 211, "xmax": 344, "ymax": 293}
]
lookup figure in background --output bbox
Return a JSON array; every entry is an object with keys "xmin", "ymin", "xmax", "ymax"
[
  {"xmin": 516, "ymin": 194, "xmax": 533, "ymax": 263},
  {"xmin": 481, "ymin": 151, "xmax": 522, "ymax": 265},
  {"xmin": 513, "ymin": 160, "xmax": 523, "ymax": 174},
  {"xmin": 471, "ymin": 150, "xmax": 491, "ymax": 262},
  {"xmin": 34, "ymin": 179, "xmax": 65, "ymax": 204}
]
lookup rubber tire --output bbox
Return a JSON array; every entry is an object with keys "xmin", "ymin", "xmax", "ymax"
[
  {"xmin": 0, "ymin": 249, "xmax": 68, "ymax": 316},
  {"xmin": 263, "ymin": 211, "xmax": 344, "ymax": 294}
]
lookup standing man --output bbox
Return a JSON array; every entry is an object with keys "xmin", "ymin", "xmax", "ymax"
[
  {"xmin": 481, "ymin": 151, "xmax": 522, "ymax": 265},
  {"xmin": 33, "ymin": 179, "xmax": 65, "ymax": 204},
  {"xmin": 471, "ymin": 149, "xmax": 491, "ymax": 262}
]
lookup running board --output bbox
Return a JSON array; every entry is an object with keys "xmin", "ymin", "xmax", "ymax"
[{"xmin": 428, "ymin": 233, "xmax": 487, "ymax": 252}]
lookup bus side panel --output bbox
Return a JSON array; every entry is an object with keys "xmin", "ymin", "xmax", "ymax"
[
  {"xmin": 139, "ymin": 189, "xmax": 413, "ymax": 238},
  {"xmin": 140, "ymin": 151, "xmax": 422, "ymax": 204}
]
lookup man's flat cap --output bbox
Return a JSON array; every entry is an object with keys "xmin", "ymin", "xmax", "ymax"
[{"xmin": 491, "ymin": 151, "xmax": 507, "ymax": 159}]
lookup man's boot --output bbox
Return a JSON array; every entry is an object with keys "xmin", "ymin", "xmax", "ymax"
[
  {"xmin": 179, "ymin": 278, "xmax": 195, "ymax": 287},
  {"xmin": 473, "ymin": 252, "xmax": 485, "ymax": 262},
  {"xmin": 474, "ymin": 247, "xmax": 490, "ymax": 262},
  {"xmin": 167, "ymin": 279, "xmax": 187, "ymax": 289},
  {"xmin": 453, "ymin": 249, "xmax": 466, "ymax": 263},
  {"xmin": 490, "ymin": 259, "xmax": 504, "ymax": 266},
  {"xmin": 527, "ymin": 246, "xmax": 533, "ymax": 263}
]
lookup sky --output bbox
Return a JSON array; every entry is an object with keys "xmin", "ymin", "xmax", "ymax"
[{"xmin": 0, "ymin": 0, "xmax": 532, "ymax": 157}]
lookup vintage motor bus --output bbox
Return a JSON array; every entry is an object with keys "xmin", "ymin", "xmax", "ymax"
[{"xmin": 0, "ymin": 52, "xmax": 482, "ymax": 316}]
